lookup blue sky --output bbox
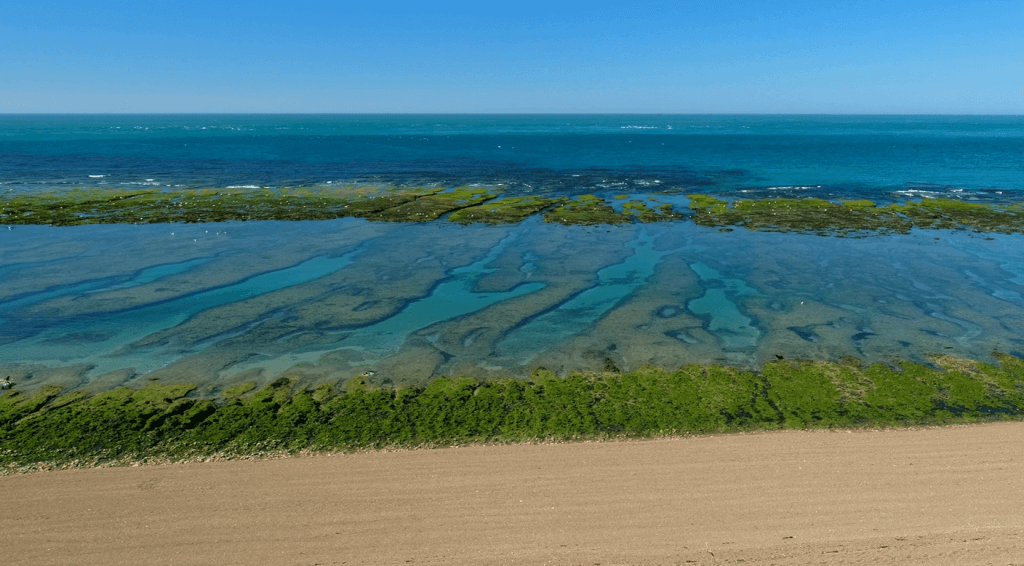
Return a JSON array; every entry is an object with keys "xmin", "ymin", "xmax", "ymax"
[{"xmin": 2, "ymin": 0, "xmax": 1022, "ymax": 113}]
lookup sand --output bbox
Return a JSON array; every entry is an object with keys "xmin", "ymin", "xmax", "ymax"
[{"xmin": 4, "ymin": 422, "xmax": 1024, "ymax": 565}]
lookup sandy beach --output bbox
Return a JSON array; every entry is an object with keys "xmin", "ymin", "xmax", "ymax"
[{"xmin": 4, "ymin": 422, "xmax": 1024, "ymax": 565}]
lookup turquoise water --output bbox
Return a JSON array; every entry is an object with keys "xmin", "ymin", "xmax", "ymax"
[
  {"xmin": 0, "ymin": 246, "xmax": 364, "ymax": 375},
  {"xmin": 495, "ymin": 229, "xmax": 679, "ymax": 361},
  {"xmin": 0, "ymin": 257, "xmax": 211, "ymax": 318},
  {"xmin": 2, "ymin": 115, "xmax": 1024, "ymax": 392},
  {"xmin": 2, "ymin": 217, "xmax": 1022, "ymax": 392},
  {"xmin": 221, "ymin": 232, "xmax": 548, "ymax": 377},
  {"xmin": 686, "ymin": 263, "xmax": 761, "ymax": 350}
]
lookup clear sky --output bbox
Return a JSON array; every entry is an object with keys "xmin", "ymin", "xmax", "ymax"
[{"xmin": 2, "ymin": 0, "xmax": 1022, "ymax": 113}]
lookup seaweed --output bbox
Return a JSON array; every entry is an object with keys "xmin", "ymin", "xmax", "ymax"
[
  {"xmin": 690, "ymin": 195, "xmax": 910, "ymax": 235},
  {"xmin": 684, "ymin": 194, "xmax": 1024, "ymax": 236},
  {"xmin": 0, "ymin": 186, "xmax": 449, "ymax": 225},
  {"xmin": 3, "ymin": 354, "xmax": 1023, "ymax": 472},
  {"xmin": 5, "ymin": 188, "xmax": 1024, "ymax": 235},
  {"xmin": 361, "ymin": 187, "xmax": 497, "ymax": 222},
  {"xmin": 889, "ymin": 198, "xmax": 1024, "ymax": 234},
  {"xmin": 621, "ymin": 200, "xmax": 684, "ymax": 222},
  {"xmin": 449, "ymin": 196, "xmax": 566, "ymax": 224},
  {"xmin": 542, "ymin": 194, "xmax": 631, "ymax": 225}
]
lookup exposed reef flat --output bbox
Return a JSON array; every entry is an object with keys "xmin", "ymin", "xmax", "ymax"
[
  {"xmin": 3, "ymin": 353, "xmax": 1023, "ymax": 472},
  {"xmin": 688, "ymin": 194, "xmax": 1024, "ymax": 235},
  {"xmin": 450, "ymin": 195, "xmax": 567, "ymax": 224},
  {"xmin": 4, "ymin": 187, "xmax": 1024, "ymax": 235},
  {"xmin": 0, "ymin": 186, "xmax": 493, "ymax": 225}
]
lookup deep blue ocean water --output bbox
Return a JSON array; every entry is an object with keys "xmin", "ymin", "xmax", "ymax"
[
  {"xmin": 2, "ymin": 115, "xmax": 1024, "ymax": 393},
  {"xmin": 3, "ymin": 114, "xmax": 1023, "ymax": 201}
]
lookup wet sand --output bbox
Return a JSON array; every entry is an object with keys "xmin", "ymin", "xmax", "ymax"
[{"xmin": 5, "ymin": 422, "xmax": 1024, "ymax": 565}]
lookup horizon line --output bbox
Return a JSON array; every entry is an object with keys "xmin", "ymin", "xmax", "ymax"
[{"xmin": 2, "ymin": 112, "xmax": 1023, "ymax": 117}]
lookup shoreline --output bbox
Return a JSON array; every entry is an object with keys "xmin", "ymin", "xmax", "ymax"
[
  {"xmin": 4, "ymin": 353, "xmax": 1023, "ymax": 474},
  {"xmin": 3, "ymin": 419, "xmax": 1014, "ymax": 474}
]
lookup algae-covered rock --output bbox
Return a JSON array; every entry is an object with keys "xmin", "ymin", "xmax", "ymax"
[
  {"xmin": 220, "ymin": 381, "xmax": 257, "ymax": 400},
  {"xmin": 685, "ymin": 193, "xmax": 1024, "ymax": 236},
  {"xmin": 693, "ymin": 195, "xmax": 910, "ymax": 235},
  {"xmin": 5, "ymin": 188, "xmax": 1024, "ymax": 235},
  {"xmin": 622, "ymin": 200, "xmax": 684, "ymax": 222},
  {"xmin": 687, "ymin": 194, "xmax": 731, "ymax": 214},
  {"xmin": 0, "ymin": 186, "xmax": 451, "ymax": 225},
  {"xmin": 0, "ymin": 385, "xmax": 63, "ymax": 428},
  {"xmin": 542, "ymin": 195, "xmax": 631, "ymax": 225},
  {"xmin": 3, "ymin": 353, "xmax": 1023, "ymax": 472},
  {"xmin": 361, "ymin": 187, "xmax": 497, "ymax": 222},
  {"xmin": 449, "ymin": 196, "xmax": 566, "ymax": 224},
  {"xmin": 890, "ymin": 198, "xmax": 1024, "ymax": 234}
]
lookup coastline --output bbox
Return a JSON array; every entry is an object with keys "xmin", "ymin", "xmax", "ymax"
[
  {"xmin": 4, "ymin": 353, "xmax": 1023, "ymax": 474},
  {"xmin": 4, "ymin": 108, "xmax": 1022, "ymax": 565}
]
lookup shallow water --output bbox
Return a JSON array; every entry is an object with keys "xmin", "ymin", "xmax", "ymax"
[
  {"xmin": 4, "ymin": 114, "xmax": 1024, "ymax": 395},
  {"xmin": 2, "ymin": 218, "xmax": 1022, "ymax": 393}
]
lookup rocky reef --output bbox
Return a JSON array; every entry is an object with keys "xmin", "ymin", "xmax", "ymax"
[{"xmin": 5, "ymin": 187, "xmax": 1024, "ymax": 235}]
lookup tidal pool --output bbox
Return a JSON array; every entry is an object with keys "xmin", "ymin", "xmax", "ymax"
[{"xmin": 2, "ymin": 217, "xmax": 1023, "ymax": 394}]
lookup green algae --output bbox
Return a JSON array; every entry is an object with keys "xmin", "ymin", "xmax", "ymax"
[
  {"xmin": 0, "ymin": 186, "xmax": 451, "ymax": 225},
  {"xmin": 889, "ymin": 198, "xmax": 1024, "ymax": 234},
  {"xmin": 3, "ymin": 354, "xmax": 1023, "ymax": 472},
  {"xmin": 221, "ymin": 381, "xmax": 257, "ymax": 400},
  {"xmin": 621, "ymin": 199, "xmax": 684, "ymax": 222},
  {"xmin": 4, "ymin": 188, "xmax": 1024, "ymax": 234},
  {"xmin": 452, "ymin": 194, "xmax": 680, "ymax": 225},
  {"xmin": 687, "ymin": 194, "xmax": 731, "ymax": 214},
  {"xmin": 842, "ymin": 199, "xmax": 878, "ymax": 211},
  {"xmin": 542, "ymin": 194, "xmax": 631, "ymax": 225},
  {"xmin": 689, "ymin": 195, "xmax": 910, "ymax": 235},
  {"xmin": 361, "ymin": 186, "xmax": 497, "ymax": 222},
  {"xmin": 448, "ymin": 195, "xmax": 566, "ymax": 224},
  {"xmin": 311, "ymin": 383, "xmax": 334, "ymax": 403},
  {"xmin": 686, "ymin": 194, "xmax": 1024, "ymax": 236},
  {"xmin": 0, "ymin": 385, "xmax": 63, "ymax": 427}
]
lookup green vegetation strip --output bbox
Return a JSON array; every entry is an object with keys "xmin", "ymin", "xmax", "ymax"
[
  {"xmin": 8, "ymin": 188, "xmax": 1023, "ymax": 233},
  {"xmin": 3, "ymin": 354, "xmax": 1023, "ymax": 472},
  {"xmin": 688, "ymin": 194, "xmax": 1024, "ymax": 235},
  {"xmin": 449, "ymin": 196, "xmax": 567, "ymax": 224},
  {"xmin": 0, "ymin": 186, "xmax": 495, "ymax": 225}
]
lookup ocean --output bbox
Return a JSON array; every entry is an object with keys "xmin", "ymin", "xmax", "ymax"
[
  {"xmin": 3, "ymin": 114, "xmax": 1023, "ymax": 199},
  {"xmin": 2, "ymin": 114, "xmax": 1023, "ymax": 393}
]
